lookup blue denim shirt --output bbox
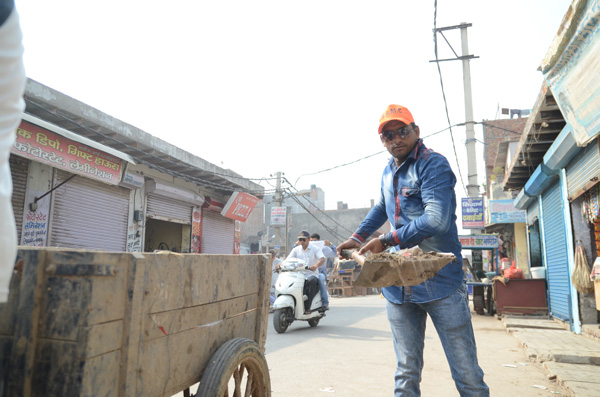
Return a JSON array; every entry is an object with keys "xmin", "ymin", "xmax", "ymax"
[{"xmin": 351, "ymin": 139, "xmax": 464, "ymax": 304}]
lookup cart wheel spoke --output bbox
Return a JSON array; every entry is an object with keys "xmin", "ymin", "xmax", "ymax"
[
  {"xmin": 198, "ymin": 338, "xmax": 271, "ymax": 397},
  {"xmin": 244, "ymin": 375, "xmax": 255, "ymax": 397}
]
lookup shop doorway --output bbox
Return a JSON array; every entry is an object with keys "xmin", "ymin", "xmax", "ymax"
[{"xmin": 144, "ymin": 218, "xmax": 191, "ymax": 253}]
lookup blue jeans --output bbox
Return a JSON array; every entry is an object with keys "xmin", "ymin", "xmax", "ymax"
[
  {"xmin": 386, "ymin": 284, "xmax": 489, "ymax": 396},
  {"xmin": 318, "ymin": 273, "xmax": 329, "ymax": 306}
]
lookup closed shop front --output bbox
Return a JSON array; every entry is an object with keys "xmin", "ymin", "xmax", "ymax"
[
  {"xmin": 566, "ymin": 139, "xmax": 600, "ymax": 201},
  {"xmin": 9, "ymin": 155, "xmax": 29, "ymax": 243},
  {"xmin": 202, "ymin": 209, "xmax": 234, "ymax": 254},
  {"xmin": 144, "ymin": 179, "xmax": 204, "ymax": 253},
  {"xmin": 540, "ymin": 181, "xmax": 572, "ymax": 322},
  {"xmin": 50, "ymin": 170, "xmax": 130, "ymax": 251},
  {"xmin": 146, "ymin": 194, "xmax": 193, "ymax": 224}
]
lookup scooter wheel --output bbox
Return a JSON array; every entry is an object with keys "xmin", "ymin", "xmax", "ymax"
[
  {"xmin": 308, "ymin": 317, "xmax": 320, "ymax": 327},
  {"xmin": 273, "ymin": 308, "xmax": 291, "ymax": 333}
]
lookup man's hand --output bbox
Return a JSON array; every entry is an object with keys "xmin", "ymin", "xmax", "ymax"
[
  {"xmin": 324, "ymin": 239, "xmax": 331, "ymax": 247},
  {"xmin": 336, "ymin": 239, "xmax": 361, "ymax": 257},
  {"xmin": 358, "ymin": 238, "xmax": 385, "ymax": 256}
]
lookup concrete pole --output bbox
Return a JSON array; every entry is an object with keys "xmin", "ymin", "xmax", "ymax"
[
  {"xmin": 274, "ymin": 171, "xmax": 283, "ymax": 252},
  {"xmin": 460, "ymin": 23, "xmax": 479, "ymax": 199}
]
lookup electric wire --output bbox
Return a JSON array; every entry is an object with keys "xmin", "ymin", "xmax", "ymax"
[
  {"xmin": 294, "ymin": 150, "xmax": 386, "ymax": 187},
  {"xmin": 281, "ymin": 186, "xmax": 348, "ymax": 242},
  {"xmin": 479, "ymin": 121, "xmax": 525, "ymax": 135},
  {"xmin": 283, "ymin": 177, "xmax": 356, "ymax": 237}
]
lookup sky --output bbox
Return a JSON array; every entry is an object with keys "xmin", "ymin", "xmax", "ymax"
[{"xmin": 15, "ymin": 0, "xmax": 573, "ymax": 216}]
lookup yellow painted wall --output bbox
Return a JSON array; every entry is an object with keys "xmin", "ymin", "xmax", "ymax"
[{"xmin": 514, "ymin": 223, "xmax": 529, "ymax": 277}]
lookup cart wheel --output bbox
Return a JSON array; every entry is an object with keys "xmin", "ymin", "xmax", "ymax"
[
  {"xmin": 308, "ymin": 317, "xmax": 320, "ymax": 327},
  {"xmin": 273, "ymin": 308, "xmax": 291, "ymax": 334},
  {"xmin": 196, "ymin": 338, "xmax": 270, "ymax": 397}
]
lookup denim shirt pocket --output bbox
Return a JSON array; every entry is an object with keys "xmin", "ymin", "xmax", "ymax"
[{"xmin": 399, "ymin": 186, "xmax": 423, "ymax": 217}]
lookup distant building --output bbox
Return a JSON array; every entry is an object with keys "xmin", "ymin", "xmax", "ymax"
[{"xmin": 482, "ymin": 117, "xmax": 529, "ymax": 275}]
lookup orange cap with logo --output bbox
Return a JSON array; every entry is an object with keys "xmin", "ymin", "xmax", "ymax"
[{"xmin": 378, "ymin": 104, "xmax": 415, "ymax": 134}]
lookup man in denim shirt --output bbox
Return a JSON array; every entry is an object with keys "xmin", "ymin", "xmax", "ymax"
[{"xmin": 337, "ymin": 105, "xmax": 488, "ymax": 396}]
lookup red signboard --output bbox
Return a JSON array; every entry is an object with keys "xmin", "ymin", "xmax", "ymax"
[
  {"xmin": 221, "ymin": 191, "xmax": 259, "ymax": 222},
  {"xmin": 11, "ymin": 120, "xmax": 123, "ymax": 185}
]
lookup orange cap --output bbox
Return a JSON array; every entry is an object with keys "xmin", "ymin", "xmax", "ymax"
[{"xmin": 378, "ymin": 104, "xmax": 415, "ymax": 134}]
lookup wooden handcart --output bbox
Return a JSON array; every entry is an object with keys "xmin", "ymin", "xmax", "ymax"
[{"xmin": 0, "ymin": 247, "xmax": 272, "ymax": 396}]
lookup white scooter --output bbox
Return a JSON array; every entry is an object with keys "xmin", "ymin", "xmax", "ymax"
[{"xmin": 272, "ymin": 258, "xmax": 326, "ymax": 333}]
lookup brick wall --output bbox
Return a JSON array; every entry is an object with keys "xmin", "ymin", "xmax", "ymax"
[{"xmin": 483, "ymin": 118, "xmax": 528, "ymax": 198}]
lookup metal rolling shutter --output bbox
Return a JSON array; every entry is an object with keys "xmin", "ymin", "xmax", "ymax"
[
  {"xmin": 9, "ymin": 155, "xmax": 28, "ymax": 243},
  {"xmin": 201, "ymin": 209, "xmax": 234, "ymax": 254},
  {"xmin": 541, "ymin": 181, "xmax": 571, "ymax": 322},
  {"xmin": 146, "ymin": 194, "xmax": 192, "ymax": 224},
  {"xmin": 566, "ymin": 139, "xmax": 600, "ymax": 201},
  {"xmin": 50, "ymin": 170, "xmax": 129, "ymax": 251}
]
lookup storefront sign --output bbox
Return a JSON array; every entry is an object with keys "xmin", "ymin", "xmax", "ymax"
[
  {"xmin": 461, "ymin": 197, "xmax": 484, "ymax": 229},
  {"xmin": 20, "ymin": 189, "xmax": 50, "ymax": 247},
  {"xmin": 191, "ymin": 207, "xmax": 202, "ymax": 253},
  {"xmin": 489, "ymin": 199, "xmax": 527, "ymax": 224},
  {"xmin": 234, "ymin": 220, "xmax": 241, "ymax": 254},
  {"xmin": 270, "ymin": 207, "xmax": 286, "ymax": 226},
  {"xmin": 221, "ymin": 191, "xmax": 259, "ymax": 222},
  {"xmin": 12, "ymin": 121, "xmax": 123, "ymax": 185},
  {"xmin": 126, "ymin": 223, "xmax": 143, "ymax": 252},
  {"xmin": 459, "ymin": 235, "xmax": 499, "ymax": 249}
]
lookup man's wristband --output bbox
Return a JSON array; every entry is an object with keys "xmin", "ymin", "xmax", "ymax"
[{"xmin": 379, "ymin": 234, "xmax": 391, "ymax": 250}]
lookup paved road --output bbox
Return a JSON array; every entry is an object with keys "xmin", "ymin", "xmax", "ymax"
[{"xmin": 265, "ymin": 295, "xmax": 569, "ymax": 396}]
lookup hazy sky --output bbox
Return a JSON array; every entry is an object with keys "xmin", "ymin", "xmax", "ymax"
[{"xmin": 15, "ymin": 1, "xmax": 572, "ymax": 215}]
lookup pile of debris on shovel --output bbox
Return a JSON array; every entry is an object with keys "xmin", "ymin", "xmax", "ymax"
[{"xmin": 354, "ymin": 246, "xmax": 456, "ymax": 288}]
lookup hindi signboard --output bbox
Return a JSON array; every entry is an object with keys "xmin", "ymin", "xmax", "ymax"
[
  {"xmin": 270, "ymin": 207, "xmax": 286, "ymax": 226},
  {"xmin": 461, "ymin": 197, "xmax": 484, "ymax": 229},
  {"xmin": 12, "ymin": 121, "xmax": 124, "ymax": 185},
  {"xmin": 458, "ymin": 234, "xmax": 499, "ymax": 249},
  {"xmin": 489, "ymin": 199, "xmax": 527, "ymax": 224}
]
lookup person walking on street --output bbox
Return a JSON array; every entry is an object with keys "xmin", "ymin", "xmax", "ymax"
[{"xmin": 337, "ymin": 104, "xmax": 489, "ymax": 396}]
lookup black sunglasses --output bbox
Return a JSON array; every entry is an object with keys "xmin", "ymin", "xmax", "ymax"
[
  {"xmin": 381, "ymin": 124, "xmax": 415, "ymax": 141},
  {"xmin": 298, "ymin": 238, "xmax": 307, "ymax": 242}
]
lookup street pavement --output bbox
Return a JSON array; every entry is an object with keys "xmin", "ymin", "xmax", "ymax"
[
  {"xmin": 502, "ymin": 317, "xmax": 600, "ymax": 396},
  {"xmin": 265, "ymin": 294, "xmax": 576, "ymax": 396}
]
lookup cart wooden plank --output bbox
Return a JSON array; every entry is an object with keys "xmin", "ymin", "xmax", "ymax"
[{"xmin": 0, "ymin": 248, "xmax": 271, "ymax": 397}]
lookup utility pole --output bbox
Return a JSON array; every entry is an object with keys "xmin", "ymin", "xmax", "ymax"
[
  {"xmin": 274, "ymin": 171, "xmax": 283, "ymax": 253},
  {"xmin": 430, "ymin": 22, "xmax": 480, "ymax": 199},
  {"xmin": 460, "ymin": 23, "xmax": 479, "ymax": 199},
  {"xmin": 431, "ymin": 24, "xmax": 487, "ymax": 287}
]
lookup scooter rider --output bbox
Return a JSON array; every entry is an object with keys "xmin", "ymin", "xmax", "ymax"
[{"xmin": 281, "ymin": 230, "xmax": 325, "ymax": 314}]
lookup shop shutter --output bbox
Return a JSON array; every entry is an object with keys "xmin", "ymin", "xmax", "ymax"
[
  {"xmin": 50, "ymin": 170, "xmax": 129, "ymax": 251},
  {"xmin": 9, "ymin": 155, "xmax": 28, "ymax": 243},
  {"xmin": 146, "ymin": 194, "xmax": 192, "ymax": 224},
  {"xmin": 201, "ymin": 209, "xmax": 234, "ymax": 254},
  {"xmin": 566, "ymin": 139, "xmax": 600, "ymax": 201},
  {"xmin": 541, "ymin": 181, "xmax": 571, "ymax": 322}
]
